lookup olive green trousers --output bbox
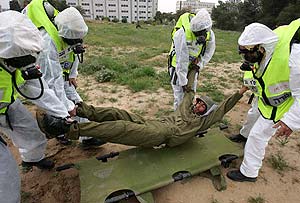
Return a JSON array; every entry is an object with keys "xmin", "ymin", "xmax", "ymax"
[{"xmin": 68, "ymin": 103, "xmax": 174, "ymax": 147}]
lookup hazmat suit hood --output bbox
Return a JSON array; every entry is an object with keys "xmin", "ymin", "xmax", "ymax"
[
  {"xmin": 54, "ymin": 7, "xmax": 88, "ymax": 39},
  {"xmin": 190, "ymin": 8, "xmax": 212, "ymax": 32},
  {"xmin": 196, "ymin": 96, "xmax": 217, "ymax": 116},
  {"xmin": 0, "ymin": 10, "xmax": 43, "ymax": 59},
  {"xmin": 238, "ymin": 23, "xmax": 278, "ymax": 67}
]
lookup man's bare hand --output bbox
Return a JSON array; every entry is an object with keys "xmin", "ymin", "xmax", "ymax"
[
  {"xmin": 69, "ymin": 78, "xmax": 78, "ymax": 88},
  {"xmin": 68, "ymin": 108, "xmax": 76, "ymax": 117},
  {"xmin": 273, "ymin": 121, "xmax": 293, "ymax": 138},
  {"xmin": 239, "ymin": 85, "xmax": 249, "ymax": 95}
]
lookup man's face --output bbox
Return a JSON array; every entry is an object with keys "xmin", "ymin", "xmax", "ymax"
[{"xmin": 193, "ymin": 100, "xmax": 207, "ymax": 115}]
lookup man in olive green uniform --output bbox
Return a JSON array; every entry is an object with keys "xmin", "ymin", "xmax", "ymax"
[{"xmin": 37, "ymin": 68, "xmax": 247, "ymax": 148}]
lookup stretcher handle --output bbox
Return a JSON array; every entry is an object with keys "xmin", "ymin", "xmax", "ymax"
[
  {"xmin": 219, "ymin": 154, "xmax": 238, "ymax": 168},
  {"xmin": 96, "ymin": 151, "xmax": 120, "ymax": 162},
  {"xmin": 105, "ymin": 190, "xmax": 135, "ymax": 203}
]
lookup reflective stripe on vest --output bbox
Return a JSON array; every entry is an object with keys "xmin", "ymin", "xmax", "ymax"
[
  {"xmin": 255, "ymin": 19, "xmax": 300, "ymax": 122},
  {"xmin": 243, "ymin": 70, "xmax": 258, "ymax": 95},
  {"xmin": 59, "ymin": 47, "xmax": 75, "ymax": 75},
  {"xmin": 0, "ymin": 67, "xmax": 24, "ymax": 113}
]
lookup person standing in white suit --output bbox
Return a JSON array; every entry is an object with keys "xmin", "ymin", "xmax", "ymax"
[{"xmin": 227, "ymin": 20, "xmax": 300, "ymax": 182}]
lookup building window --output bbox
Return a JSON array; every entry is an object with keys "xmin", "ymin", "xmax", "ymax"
[
  {"xmin": 121, "ymin": 4, "xmax": 128, "ymax": 7},
  {"xmin": 82, "ymin": 3, "xmax": 89, "ymax": 6},
  {"xmin": 96, "ymin": 9, "xmax": 103, "ymax": 12},
  {"xmin": 95, "ymin": 3, "xmax": 103, "ymax": 6},
  {"xmin": 68, "ymin": 2, "xmax": 76, "ymax": 6},
  {"xmin": 121, "ymin": 10, "xmax": 129, "ymax": 13},
  {"xmin": 108, "ymin": 4, "xmax": 116, "ymax": 6},
  {"xmin": 108, "ymin": 10, "xmax": 117, "ymax": 12}
]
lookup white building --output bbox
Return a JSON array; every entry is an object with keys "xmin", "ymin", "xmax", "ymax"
[
  {"xmin": 176, "ymin": 0, "xmax": 215, "ymax": 14},
  {"xmin": 66, "ymin": 0, "xmax": 158, "ymax": 22}
]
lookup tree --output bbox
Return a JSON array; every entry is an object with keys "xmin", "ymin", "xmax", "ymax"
[
  {"xmin": 174, "ymin": 8, "xmax": 192, "ymax": 21},
  {"xmin": 154, "ymin": 11, "xmax": 163, "ymax": 23},
  {"xmin": 260, "ymin": 0, "xmax": 289, "ymax": 28},
  {"xmin": 238, "ymin": 0, "xmax": 262, "ymax": 28},
  {"xmin": 121, "ymin": 18, "xmax": 128, "ymax": 23},
  {"xmin": 48, "ymin": 0, "xmax": 68, "ymax": 11},
  {"xmin": 211, "ymin": 1, "xmax": 241, "ymax": 31},
  {"xmin": 154, "ymin": 11, "xmax": 175, "ymax": 24},
  {"xmin": 276, "ymin": 2, "xmax": 300, "ymax": 26},
  {"xmin": 75, "ymin": 5, "xmax": 85, "ymax": 16}
]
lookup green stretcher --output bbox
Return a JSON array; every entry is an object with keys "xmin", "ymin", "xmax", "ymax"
[{"xmin": 64, "ymin": 128, "xmax": 243, "ymax": 203}]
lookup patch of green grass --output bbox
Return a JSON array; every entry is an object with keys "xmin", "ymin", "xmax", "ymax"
[
  {"xmin": 247, "ymin": 194, "xmax": 265, "ymax": 203},
  {"xmin": 202, "ymin": 71, "xmax": 214, "ymax": 79},
  {"xmin": 211, "ymin": 198, "xmax": 220, "ymax": 203},
  {"xmin": 219, "ymin": 82, "xmax": 230, "ymax": 88},
  {"xmin": 108, "ymin": 98, "xmax": 118, "ymax": 103},
  {"xmin": 212, "ymin": 29, "xmax": 241, "ymax": 63},
  {"xmin": 77, "ymin": 88, "xmax": 89, "ymax": 101},
  {"xmin": 268, "ymin": 152, "xmax": 289, "ymax": 172},
  {"xmin": 276, "ymin": 137, "xmax": 289, "ymax": 147},
  {"xmin": 81, "ymin": 22, "xmax": 242, "ymax": 92},
  {"xmin": 110, "ymin": 89, "xmax": 118, "ymax": 94}
]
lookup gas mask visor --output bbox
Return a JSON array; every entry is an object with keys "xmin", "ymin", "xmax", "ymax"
[
  {"xmin": 63, "ymin": 38, "xmax": 85, "ymax": 63},
  {"xmin": 193, "ymin": 29, "xmax": 208, "ymax": 45},
  {"xmin": 238, "ymin": 45, "xmax": 263, "ymax": 71},
  {"xmin": 4, "ymin": 54, "xmax": 42, "ymax": 80},
  {"xmin": 1, "ymin": 54, "xmax": 44, "ymax": 100}
]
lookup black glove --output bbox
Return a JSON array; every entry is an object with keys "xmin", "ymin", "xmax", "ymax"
[{"xmin": 190, "ymin": 63, "xmax": 200, "ymax": 71}]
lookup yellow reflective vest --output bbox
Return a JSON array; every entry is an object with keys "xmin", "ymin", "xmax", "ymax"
[
  {"xmin": 169, "ymin": 12, "xmax": 211, "ymax": 68},
  {"xmin": 0, "ymin": 67, "xmax": 24, "ymax": 113},
  {"xmin": 27, "ymin": 0, "xmax": 75, "ymax": 77},
  {"xmin": 255, "ymin": 19, "xmax": 300, "ymax": 122}
]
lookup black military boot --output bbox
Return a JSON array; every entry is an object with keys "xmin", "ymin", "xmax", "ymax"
[
  {"xmin": 227, "ymin": 169, "xmax": 257, "ymax": 182},
  {"xmin": 22, "ymin": 158, "xmax": 55, "ymax": 170},
  {"xmin": 36, "ymin": 110, "xmax": 75, "ymax": 138},
  {"xmin": 81, "ymin": 137, "xmax": 106, "ymax": 149},
  {"xmin": 229, "ymin": 133, "xmax": 247, "ymax": 143}
]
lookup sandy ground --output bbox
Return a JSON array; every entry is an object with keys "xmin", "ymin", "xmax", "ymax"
[{"xmin": 5, "ymin": 63, "xmax": 300, "ymax": 203}]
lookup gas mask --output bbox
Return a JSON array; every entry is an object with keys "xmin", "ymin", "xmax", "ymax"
[
  {"xmin": 0, "ymin": 54, "xmax": 44, "ymax": 100},
  {"xmin": 193, "ymin": 29, "xmax": 208, "ymax": 45},
  {"xmin": 63, "ymin": 38, "xmax": 85, "ymax": 63},
  {"xmin": 3, "ymin": 54, "xmax": 42, "ymax": 80},
  {"xmin": 239, "ymin": 45, "xmax": 264, "ymax": 71}
]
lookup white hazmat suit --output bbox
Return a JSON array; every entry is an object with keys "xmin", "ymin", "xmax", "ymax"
[
  {"xmin": 0, "ymin": 10, "xmax": 50, "ymax": 203},
  {"xmin": 171, "ymin": 9, "xmax": 215, "ymax": 110},
  {"xmin": 237, "ymin": 23, "xmax": 300, "ymax": 178}
]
